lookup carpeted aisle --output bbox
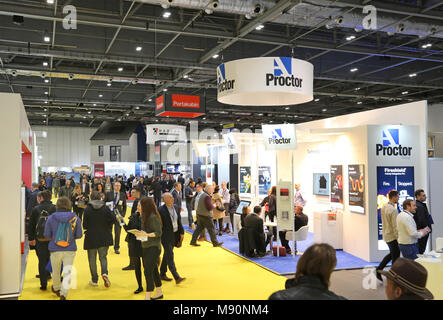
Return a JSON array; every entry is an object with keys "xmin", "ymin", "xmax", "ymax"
[{"xmin": 20, "ymin": 219, "xmax": 286, "ymax": 300}]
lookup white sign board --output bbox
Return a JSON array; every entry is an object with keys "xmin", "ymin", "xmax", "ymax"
[
  {"xmin": 146, "ymin": 124, "xmax": 187, "ymax": 144},
  {"xmin": 261, "ymin": 124, "xmax": 297, "ymax": 150},
  {"xmin": 104, "ymin": 162, "xmax": 135, "ymax": 177},
  {"xmin": 277, "ymin": 180, "xmax": 294, "ymax": 231},
  {"xmin": 217, "ymin": 57, "xmax": 313, "ymax": 106}
]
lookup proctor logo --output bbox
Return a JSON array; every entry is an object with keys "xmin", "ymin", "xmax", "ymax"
[
  {"xmin": 268, "ymin": 128, "xmax": 291, "ymax": 145},
  {"xmin": 376, "ymin": 129, "xmax": 412, "ymax": 156},
  {"xmin": 217, "ymin": 63, "xmax": 235, "ymax": 93},
  {"xmin": 266, "ymin": 57, "xmax": 303, "ymax": 88}
]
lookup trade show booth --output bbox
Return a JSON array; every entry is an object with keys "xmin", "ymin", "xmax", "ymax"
[{"xmin": 0, "ymin": 93, "xmax": 36, "ymax": 299}]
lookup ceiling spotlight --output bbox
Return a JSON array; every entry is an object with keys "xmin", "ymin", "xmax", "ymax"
[
  {"xmin": 245, "ymin": 13, "xmax": 252, "ymax": 19},
  {"xmin": 409, "ymin": 73, "xmax": 417, "ymax": 78},
  {"xmin": 314, "ymin": 98, "xmax": 320, "ymax": 102},
  {"xmin": 44, "ymin": 79, "xmax": 49, "ymax": 83},
  {"xmin": 135, "ymin": 43, "xmax": 143, "ymax": 51},
  {"xmin": 41, "ymin": 72, "xmax": 47, "ymax": 78},
  {"xmin": 322, "ymin": 108, "xmax": 327, "ymax": 112},
  {"xmin": 350, "ymin": 68, "xmax": 358, "ymax": 72},
  {"xmin": 162, "ymin": 10, "xmax": 171, "ymax": 18},
  {"xmin": 402, "ymin": 91, "xmax": 409, "ymax": 95},
  {"xmin": 202, "ymin": 117, "xmax": 206, "ymax": 120},
  {"xmin": 43, "ymin": 30, "xmax": 50, "ymax": 43},
  {"xmin": 83, "ymin": 116, "xmax": 86, "ymax": 119},
  {"xmin": 334, "ymin": 16, "xmax": 344, "ymax": 25},
  {"xmin": 11, "ymin": 70, "xmax": 17, "ymax": 77},
  {"xmin": 44, "ymin": 91, "xmax": 48, "ymax": 95},
  {"xmin": 163, "ymin": 88, "xmax": 168, "ymax": 92},
  {"xmin": 44, "ymin": 108, "xmax": 47, "ymax": 111},
  {"xmin": 155, "ymin": 119, "xmax": 159, "ymax": 122},
  {"xmin": 118, "ymin": 67, "xmax": 123, "ymax": 72},
  {"xmin": 135, "ymin": 106, "xmax": 140, "ymax": 110},
  {"xmin": 93, "ymin": 103, "xmax": 97, "ymax": 106},
  {"xmin": 354, "ymin": 27, "xmax": 362, "ymax": 33},
  {"xmin": 43, "ymin": 61, "xmax": 48, "ymax": 67},
  {"xmin": 387, "ymin": 32, "xmax": 395, "ymax": 36},
  {"xmin": 269, "ymin": 120, "xmax": 273, "ymax": 123},
  {"xmin": 88, "ymin": 111, "xmax": 91, "ymax": 114},
  {"xmin": 355, "ymin": 87, "xmax": 361, "ymax": 91},
  {"xmin": 357, "ymin": 101, "xmax": 362, "ymax": 105},
  {"xmin": 253, "ymin": 3, "xmax": 263, "ymax": 14},
  {"xmin": 183, "ymin": 74, "xmax": 189, "ymax": 79},
  {"xmin": 107, "ymin": 77, "xmax": 113, "ymax": 83},
  {"xmin": 205, "ymin": 8, "xmax": 214, "ymax": 14},
  {"xmin": 131, "ymin": 79, "xmax": 138, "ymax": 85},
  {"xmin": 256, "ymin": 24, "xmax": 264, "ymax": 31},
  {"xmin": 99, "ymin": 94, "xmax": 103, "ymax": 98},
  {"xmin": 325, "ymin": 23, "xmax": 334, "ymax": 30},
  {"xmin": 212, "ymin": 54, "xmax": 219, "ymax": 59},
  {"xmin": 68, "ymin": 73, "xmax": 74, "ymax": 80},
  {"xmin": 422, "ymin": 43, "xmax": 432, "ymax": 49},
  {"xmin": 285, "ymin": 107, "xmax": 290, "ymax": 110},
  {"xmin": 346, "ymin": 35, "xmax": 356, "ymax": 41},
  {"xmin": 107, "ymin": 83, "xmax": 112, "ymax": 87},
  {"xmin": 46, "ymin": 0, "xmax": 54, "ymax": 4},
  {"xmin": 126, "ymin": 113, "xmax": 130, "ymax": 116}
]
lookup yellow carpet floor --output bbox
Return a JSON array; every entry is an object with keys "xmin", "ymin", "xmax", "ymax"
[{"xmin": 20, "ymin": 210, "xmax": 286, "ymax": 300}]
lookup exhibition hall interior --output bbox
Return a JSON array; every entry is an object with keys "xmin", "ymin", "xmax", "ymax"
[{"xmin": 1, "ymin": 0, "xmax": 443, "ymax": 302}]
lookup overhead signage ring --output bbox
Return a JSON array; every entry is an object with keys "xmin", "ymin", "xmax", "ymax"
[{"xmin": 217, "ymin": 57, "xmax": 314, "ymax": 106}]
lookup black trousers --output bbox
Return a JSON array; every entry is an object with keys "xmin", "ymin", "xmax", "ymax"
[
  {"xmin": 114, "ymin": 220, "xmax": 121, "ymax": 251},
  {"xmin": 279, "ymin": 231, "xmax": 296, "ymax": 252},
  {"xmin": 417, "ymin": 234, "xmax": 429, "ymax": 254},
  {"xmin": 154, "ymin": 196, "xmax": 161, "ymax": 209},
  {"xmin": 377, "ymin": 240, "xmax": 400, "ymax": 271},
  {"xmin": 36, "ymin": 240, "xmax": 50, "ymax": 288},
  {"xmin": 160, "ymin": 240, "xmax": 180, "ymax": 280},
  {"xmin": 130, "ymin": 256, "xmax": 142, "ymax": 289},
  {"xmin": 141, "ymin": 246, "xmax": 162, "ymax": 292},
  {"xmin": 191, "ymin": 215, "xmax": 219, "ymax": 245}
]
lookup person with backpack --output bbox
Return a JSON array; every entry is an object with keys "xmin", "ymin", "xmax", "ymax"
[
  {"xmin": 83, "ymin": 191, "xmax": 115, "ymax": 288},
  {"xmin": 44, "ymin": 197, "xmax": 83, "ymax": 300},
  {"xmin": 28, "ymin": 190, "xmax": 56, "ymax": 290}
]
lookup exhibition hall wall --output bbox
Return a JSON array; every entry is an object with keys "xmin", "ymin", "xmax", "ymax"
[
  {"xmin": 90, "ymin": 133, "xmax": 138, "ymax": 163},
  {"xmin": 428, "ymin": 104, "xmax": 443, "ymax": 158},
  {"xmin": 292, "ymin": 101, "xmax": 428, "ymax": 262},
  {"xmin": 33, "ymin": 126, "xmax": 95, "ymax": 169}
]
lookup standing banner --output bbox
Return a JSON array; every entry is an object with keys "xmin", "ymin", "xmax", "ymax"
[
  {"xmin": 376, "ymin": 166, "xmax": 414, "ymax": 250},
  {"xmin": 239, "ymin": 166, "xmax": 251, "ymax": 194},
  {"xmin": 330, "ymin": 165, "xmax": 344, "ymax": 209},
  {"xmin": 258, "ymin": 166, "xmax": 272, "ymax": 195},
  {"xmin": 348, "ymin": 165, "xmax": 365, "ymax": 214}
]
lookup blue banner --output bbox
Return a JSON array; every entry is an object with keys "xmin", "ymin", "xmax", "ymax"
[
  {"xmin": 258, "ymin": 166, "xmax": 272, "ymax": 195},
  {"xmin": 377, "ymin": 167, "xmax": 414, "ymax": 250}
]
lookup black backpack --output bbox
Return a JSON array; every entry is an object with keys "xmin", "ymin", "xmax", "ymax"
[{"xmin": 36, "ymin": 210, "xmax": 51, "ymax": 241}]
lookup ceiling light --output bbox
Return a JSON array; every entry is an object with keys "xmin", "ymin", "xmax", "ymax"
[
  {"xmin": 409, "ymin": 73, "xmax": 417, "ymax": 78},
  {"xmin": 136, "ymin": 45, "xmax": 143, "ymax": 52},
  {"xmin": 44, "ymin": 91, "xmax": 48, "ymax": 95},
  {"xmin": 46, "ymin": 0, "xmax": 54, "ymax": 4},
  {"xmin": 269, "ymin": 120, "xmax": 273, "ymax": 123},
  {"xmin": 135, "ymin": 106, "xmax": 140, "ymax": 110},
  {"xmin": 118, "ymin": 67, "xmax": 123, "ymax": 72},
  {"xmin": 44, "ymin": 79, "xmax": 49, "ymax": 83},
  {"xmin": 44, "ymin": 101, "xmax": 48, "ymax": 104},
  {"xmin": 357, "ymin": 101, "xmax": 362, "ymax": 105},
  {"xmin": 350, "ymin": 68, "xmax": 358, "ymax": 72},
  {"xmin": 402, "ymin": 91, "xmax": 409, "ymax": 95},
  {"xmin": 43, "ymin": 61, "xmax": 48, "ymax": 67},
  {"xmin": 346, "ymin": 35, "xmax": 356, "ymax": 41},
  {"xmin": 202, "ymin": 117, "xmax": 206, "ymax": 120},
  {"xmin": 93, "ymin": 103, "xmax": 97, "ymax": 106},
  {"xmin": 83, "ymin": 116, "xmax": 86, "ymax": 119},
  {"xmin": 322, "ymin": 108, "xmax": 327, "ymax": 112},
  {"xmin": 422, "ymin": 43, "xmax": 432, "ymax": 49},
  {"xmin": 148, "ymin": 98, "xmax": 153, "ymax": 102},
  {"xmin": 212, "ymin": 54, "xmax": 219, "ymax": 59},
  {"xmin": 107, "ymin": 83, "xmax": 112, "ymax": 87},
  {"xmin": 88, "ymin": 111, "xmax": 91, "ymax": 114},
  {"xmin": 126, "ymin": 113, "xmax": 130, "ymax": 116},
  {"xmin": 163, "ymin": 88, "xmax": 168, "ymax": 92},
  {"xmin": 285, "ymin": 107, "xmax": 290, "ymax": 110},
  {"xmin": 314, "ymin": 98, "xmax": 320, "ymax": 102},
  {"xmin": 99, "ymin": 94, "xmax": 103, "ymax": 98},
  {"xmin": 255, "ymin": 24, "xmax": 264, "ymax": 31},
  {"xmin": 258, "ymin": 113, "xmax": 263, "ymax": 116},
  {"xmin": 44, "ymin": 108, "xmax": 47, "ymax": 111},
  {"xmin": 43, "ymin": 31, "xmax": 50, "ymax": 43},
  {"xmin": 155, "ymin": 119, "xmax": 159, "ymax": 122},
  {"xmin": 355, "ymin": 87, "xmax": 361, "ymax": 91},
  {"xmin": 183, "ymin": 74, "xmax": 189, "ymax": 79},
  {"xmin": 163, "ymin": 10, "xmax": 171, "ymax": 18},
  {"xmin": 43, "ymin": 120, "xmax": 46, "ymax": 123}
]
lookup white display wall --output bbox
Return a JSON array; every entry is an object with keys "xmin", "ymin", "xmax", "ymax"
[{"xmin": 33, "ymin": 126, "xmax": 95, "ymax": 169}]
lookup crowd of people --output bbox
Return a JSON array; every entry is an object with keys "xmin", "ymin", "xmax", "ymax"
[{"xmin": 24, "ymin": 172, "xmax": 434, "ymax": 301}]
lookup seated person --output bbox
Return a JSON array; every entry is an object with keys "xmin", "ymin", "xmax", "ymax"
[
  {"xmin": 243, "ymin": 206, "xmax": 268, "ymax": 256},
  {"xmin": 240, "ymin": 205, "xmax": 250, "ymax": 228},
  {"xmin": 279, "ymin": 206, "xmax": 308, "ymax": 255}
]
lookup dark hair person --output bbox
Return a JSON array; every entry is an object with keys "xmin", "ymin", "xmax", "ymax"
[
  {"xmin": 138, "ymin": 197, "xmax": 163, "ymax": 300},
  {"xmin": 269, "ymin": 243, "xmax": 346, "ymax": 300}
]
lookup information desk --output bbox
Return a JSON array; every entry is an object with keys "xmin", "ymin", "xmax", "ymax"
[
  {"xmin": 416, "ymin": 254, "xmax": 443, "ymax": 300},
  {"xmin": 313, "ymin": 211, "xmax": 343, "ymax": 249}
]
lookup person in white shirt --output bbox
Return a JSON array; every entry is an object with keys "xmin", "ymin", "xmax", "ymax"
[
  {"xmin": 397, "ymin": 199, "xmax": 430, "ymax": 260},
  {"xmin": 294, "ymin": 184, "xmax": 306, "ymax": 207},
  {"xmin": 220, "ymin": 181, "xmax": 231, "ymax": 233}
]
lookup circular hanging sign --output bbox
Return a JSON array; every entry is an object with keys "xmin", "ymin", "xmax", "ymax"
[{"xmin": 217, "ymin": 57, "xmax": 313, "ymax": 106}]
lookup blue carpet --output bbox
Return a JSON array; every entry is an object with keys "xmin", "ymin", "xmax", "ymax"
[{"xmin": 183, "ymin": 226, "xmax": 381, "ymax": 275}]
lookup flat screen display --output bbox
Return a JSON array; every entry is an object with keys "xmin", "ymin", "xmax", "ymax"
[
  {"xmin": 313, "ymin": 173, "xmax": 330, "ymax": 196},
  {"xmin": 236, "ymin": 201, "xmax": 251, "ymax": 214}
]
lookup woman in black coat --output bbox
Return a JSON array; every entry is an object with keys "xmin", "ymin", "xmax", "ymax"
[
  {"xmin": 83, "ymin": 191, "xmax": 115, "ymax": 287},
  {"xmin": 123, "ymin": 210, "xmax": 144, "ymax": 294}
]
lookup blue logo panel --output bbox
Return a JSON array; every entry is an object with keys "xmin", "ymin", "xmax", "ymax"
[
  {"xmin": 273, "ymin": 57, "xmax": 292, "ymax": 76},
  {"xmin": 217, "ymin": 64, "xmax": 226, "ymax": 84},
  {"xmin": 382, "ymin": 129, "xmax": 399, "ymax": 146}
]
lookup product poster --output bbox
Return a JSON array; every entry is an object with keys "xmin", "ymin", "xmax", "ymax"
[
  {"xmin": 376, "ymin": 166, "xmax": 414, "ymax": 250},
  {"xmin": 239, "ymin": 166, "xmax": 251, "ymax": 194},
  {"xmin": 313, "ymin": 173, "xmax": 330, "ymax": 196},
  {"xmin": 348, "ymin": 165, "xmax": 365, "ymax": 214},
  {"xmin": 258, "ymin": 166, "xmax": 272, "ymax": 195},
  {"xmin": 330, "ymin": 165, "xmax": 344, "ymax": 209}
]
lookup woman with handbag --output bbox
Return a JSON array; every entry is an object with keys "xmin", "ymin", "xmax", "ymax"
[
  {"xmin": 72, "ymin": 184, "xmax": 88, "ymax": 221},
  {"xmin": 212, "ymin": 185, "xmax": 225, "ymax": 236}
]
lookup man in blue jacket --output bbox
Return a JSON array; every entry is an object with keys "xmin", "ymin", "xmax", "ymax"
[{"xmin": 44, "ymin": 197, "xmax": 83, "ymax": 300}]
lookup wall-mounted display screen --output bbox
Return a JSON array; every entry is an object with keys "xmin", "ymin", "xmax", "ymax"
[
  {"xmin": 236, "ymin": 201, "xmax": 251, "ymax": 214},
  {"xmin": 313, "ymin": 173, "xmax": 329, "ymax": 196}
]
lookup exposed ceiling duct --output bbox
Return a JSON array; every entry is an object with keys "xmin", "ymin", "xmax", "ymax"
[{"xmin": 134, "ymin": 0, "xmax": 443, "ymax": 39}]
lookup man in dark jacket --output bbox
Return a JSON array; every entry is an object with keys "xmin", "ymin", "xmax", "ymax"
[
  {"xmin": 414, "ymin": 189, "xmax": 433, "ymax": 254},
  {"xmin": 122, "ymin": 186, "xmax": 143, "ymax": 271},
  {"xmin": 244, "ymin": 206, "xmax": 267, "ymax": 256},
  {"xmin": 279, "ymin": 206, "xmax": 308, "ymax": 255},
  {"xmin": 59, "ymin": 179, "xmax": 74, "ymax": 199},
  {"xmin": 158, "ymin": 193, "xmax": 186, "ymax": 284},
  {"xmin": 171, "ymin": 182, "xmax": 183, "ymax": 214},
  {"xmin": 152, "ymin": 177, "xmax": 163, "ymax": 208},
  {"xmin": 104, "ymin": 181, "xmax": 127, "ymax": 254},
  {"xmin": 28, "ymin": 190, "xmax": 56, "ymax": 290},
  {"xmin": 83, "ymin": 191, "xmax": 115, "ymax": 287},
  {"xmin": 26, "ymin": 182, "xmax": 40, "ymax": 235},
  {"xmin": 80, "ymin": 177, "xmax": 90, "ymax": 196},
  {"xmin": 184, "ymin": 181, "xmax": 195, "ymax": 228}
]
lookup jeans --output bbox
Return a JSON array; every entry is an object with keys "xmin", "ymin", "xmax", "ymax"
[
  {"xmin": 87, "ymin": 247, "xmax": 109, "ymax": 283},
  {"xmin": 114, "ymin": 220, "xmax": 121, "ymax": 251},
  {"xmin": 399, "ymin": 243, "xmax": 419, "ymax": 260},
  {"xmin": 191, "ymin": 215, "xmax": 219, "ymax": 245},
  {"xmin": 160, "ymin": 240, "xmax": 180, "ymax": 280},
  {"xmin": 142, "ymin": 246, "xmax": 162, "ymax": 292},
  {"xmin": 50, "ymin": 251, "xmax": 76, "ymax": 298},
  {"xmin": 377, "ymin": 240, "xmax": 400, "ymax": 271},
  {"xmin": 36, "ymin": 241, "xmax": 50, "ymax": 288}
]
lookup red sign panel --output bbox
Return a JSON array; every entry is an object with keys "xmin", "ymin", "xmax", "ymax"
[
  {"xmin": 171, "ymin": 94, "xmax": 200, "ymax": 109},
  {"xmin": 94, "ymin": 163, "xmax": 105, "ymax": 178},
  {"xmin": 156, "ymin": 95, "xmax": 165, "ymax": 110}
]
